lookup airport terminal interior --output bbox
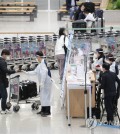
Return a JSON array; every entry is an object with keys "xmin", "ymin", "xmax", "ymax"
[{"xmin": 0, "ymin": 0, "xmax": 120, "ymax": 134}]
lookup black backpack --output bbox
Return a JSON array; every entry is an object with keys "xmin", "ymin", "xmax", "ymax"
[
  {"xmin": 115, "ymin": 64, "xmax": 119, "ymax": 75},
  {"xmin": 95, "ymin": 9, "xmax": 104, "ymax": 19}
]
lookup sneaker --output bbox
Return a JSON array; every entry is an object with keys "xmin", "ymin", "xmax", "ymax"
[
  {"xmin": 6, "ymin": 109, "xmax": 12, "ymax": 114},
  {"xmin": 37, "ymin": 111, "xmax": 43, "ymax": 115},
  {"xmin": 1, "ymin": 110, "xmax": 7, "ymax": 114},
  {"xmin": 41, "ymin": 112, "xmax": 51, "ymax": 117}
]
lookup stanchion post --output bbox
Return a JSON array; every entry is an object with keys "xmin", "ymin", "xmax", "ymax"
[{"xmin": 84, "ymin": 55, "xmax": 88, "ymax": 126}]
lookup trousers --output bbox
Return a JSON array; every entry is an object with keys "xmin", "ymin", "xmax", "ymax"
[
  {"xmin": 104, "ymin": 95, "xmax": 116, "ymax": 122},
  {"xmin": 0, "ymin": 83, "xmax": 7, "ymax": 111},
  {"xmin": 56, "ymin": 54, "xmax": 65, "ymax": 80},
  {"xmin": 41, "ymin": 106, "xmax": 51, "ymax": 114}
]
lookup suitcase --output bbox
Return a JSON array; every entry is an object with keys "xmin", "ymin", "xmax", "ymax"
[
  {"xmin": 19, "ymin": 80, "xmax": 37, "ymax": 100},
  {"xmin": 72, "ymin": 20, "xmax": 87, "ymax": 34},
  {"xmin": 94, "ymin": 18, "xmax": 105, "ymax": 33}
]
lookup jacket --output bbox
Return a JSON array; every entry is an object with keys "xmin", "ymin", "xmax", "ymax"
[
  {"xmin": 100, "ymin": 71, "xmax": 120, "ymax": 97},
  {"xmin": 0, "ymin": 57, "xmax": 15, "ymax": 84},
  {"xmin": 55, "ymin": 35, "xmax": 68, "ymax": 56}
]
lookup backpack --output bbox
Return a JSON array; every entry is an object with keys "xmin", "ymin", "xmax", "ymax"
[
  {"xmin": 95, "ymin": 9, "xmax": 103, "ymax": 19},
  {"xmin": 115, "ymin": 64, "xmax": 119, "ymax": 75}
]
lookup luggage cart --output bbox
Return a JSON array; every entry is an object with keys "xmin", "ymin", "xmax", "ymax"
[
  {"xmin": 28, "ymin": 36, "xmax": 38, "ymax": 70},
  {"xmin": 4, "ymin": 38, "xmax": 13, "ymax": 57},
  {"xmin": 20, "ymin": 37, "xmax": 31, "ymax": 71},
  {"xmin": 7, "ymin": 75, "xmax": 20, "ymax": 112},
  {"xmin": 0, "ymin": 38, "xmax": 4, "ymax": 51},
  {"xmin": 37, "ymin": 35, "xmax": 46, "ymax": 55},
  {"xmin": 45, "ymin": 35, "xmax": 58, "ymax": 69}
]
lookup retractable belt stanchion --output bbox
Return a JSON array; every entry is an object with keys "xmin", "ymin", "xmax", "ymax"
[{"xmin": 84, "ymin": 55, "xmax": 88, "ymax": 127}]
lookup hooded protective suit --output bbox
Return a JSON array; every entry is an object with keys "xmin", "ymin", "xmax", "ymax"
[{"xmin": 26, "ymin": 59, "xmax": 53, "ymax": 106}]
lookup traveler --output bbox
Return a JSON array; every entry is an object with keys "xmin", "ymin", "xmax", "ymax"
[
  {"xmin": 0, "ymin": 49, "xmax": 17, "ymax": 114},
  {"xmin": 55, "ymin": 28, "xmax": 68, "ymax": 83},
  {"xmin": 100, "ymin": 63, "xmax": 120, "ymax": 123},
  {"xmin": 74, "ymin": 3, "xmax": 85, "ymax": 20}
]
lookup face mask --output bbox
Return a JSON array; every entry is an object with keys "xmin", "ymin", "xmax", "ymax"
[
  {"xmin": 94, "ymin": 54, "xmax": 98, "ymax": 59},
  {"xmin": 36, "ymin": 58, "xmax": 39, "ymax": 62},
  {"xmin": 6, "ymin": 56, "xmax": 10, "ymax": 60}
]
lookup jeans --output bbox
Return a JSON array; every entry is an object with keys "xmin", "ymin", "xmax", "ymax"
[
  {"xmin": 0, "ymin": 83, "xmax": 7, "ymax": 111},
  {"xmin": 70, "ymin": 6, "xmax": 78, "ymax": 20}
]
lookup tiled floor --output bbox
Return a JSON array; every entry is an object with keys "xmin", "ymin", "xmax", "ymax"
[{"xmin": 0, "ymin": 11, "xmax": 120, "ymax": 134}]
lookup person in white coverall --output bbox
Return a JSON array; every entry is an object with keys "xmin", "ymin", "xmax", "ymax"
[{"xmin": 24, "ymin": 51, "xmax": 52, "ymax": 117}]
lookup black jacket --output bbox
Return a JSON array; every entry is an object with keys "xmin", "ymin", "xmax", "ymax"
[
  {"xmin": 100, "ymin": 71, "xmax": 120, "ymax": 97},
  {"xmin": 0, "ymin": 57, "xmax": 15, "ymax": 84}
]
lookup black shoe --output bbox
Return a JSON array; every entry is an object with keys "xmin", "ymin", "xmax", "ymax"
[
  {"xmin": 41, "ymin": 112, "xmax": 51, "ymax": 117},
  {"xmin": 104, "ymin": 121, "xmax": 114, "ymax": 125},
  {"xmin": 37, "ymin": 111, "xmax": 43, "ymax": 115}
]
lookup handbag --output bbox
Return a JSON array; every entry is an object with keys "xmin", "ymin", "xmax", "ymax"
[{"xmin": 63, "ymin": 36, "xmax": 68, "ymax": 56}]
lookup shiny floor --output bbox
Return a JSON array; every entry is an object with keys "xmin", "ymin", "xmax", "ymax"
[
  {"xmin": 0, "ymin": 70, "xmax": 120, "ymax": 134},
  {"xmin": 0, "ymin": 11, "xmax": 120, "ymax": 134}
]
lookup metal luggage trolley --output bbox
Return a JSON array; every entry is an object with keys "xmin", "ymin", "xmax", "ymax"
[
  {"xmin": 28, "ymin": 36, "xmax": 39, "ymax": 70},
  {"xmin": 0, "ymin": 38, "xmax": 4, "ymax": 51},
  {"xmin": 8, "ymin": 75, "xmax": 20, "ymax": 113},
  {"xmin": 37, "ymin": 35, "xmax": 46, "ymax": 55},
  {"xmin": 11, "ymin": 37, "xmax": 23, "ymax": 71},
  {"xmin": 45, "ymin": 34, "xmax": 58, "ymax": 69},
  {"xmin": 20, "ymin": 36, "xmax": 31, "ymax": 71},
  {"xmin": 4, "ymin": 38, "xmax": 13, "ymax": 57}
]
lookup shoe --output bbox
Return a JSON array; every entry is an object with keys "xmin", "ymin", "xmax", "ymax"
[
  {"xmin": 1, "ymin": 110, "xmax": 7, "ymax": 114},
  {"xmin": 6, "ymin": 109, "xmax": 12, "ymax": 114},
  {"xmin": 41, "ymin": 112, "xmax": 51, "ymax": 117},
  {"xmin": 37, "ymin": 111, "xmax": 43, "ymax": 115},
  {"xmin": 104, "ymin": 121, "xmax": 114, "ymax": 125}
]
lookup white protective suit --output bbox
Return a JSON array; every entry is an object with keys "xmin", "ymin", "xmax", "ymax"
[{"xmin": 26, "ymin": 59, "xmax": 53, "ymax": 106}]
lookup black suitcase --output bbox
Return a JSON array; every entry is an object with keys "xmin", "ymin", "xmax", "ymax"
[
  {"xmin": 19, "ymin": 81, "xmax": 37, "ymax": 100},
  {"xmin": 72, "ymin": 20, "xmax": 86, "ymax": 33}
]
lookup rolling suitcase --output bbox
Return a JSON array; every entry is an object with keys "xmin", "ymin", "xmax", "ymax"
[
  {"xmin": 19, "ymin": 80, "xmax": 37, "ymax": 100},
  {"xmin": 95, "ymin": 18, "xmax": 105, "ymax": 33}
]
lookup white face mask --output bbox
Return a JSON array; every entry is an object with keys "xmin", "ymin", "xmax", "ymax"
[
  {"xmin": 94, "ymin": 53, "xmax": 98, "ymax": 59},
  {"xmin": 6, "ymin": 56, "xmax": 10, "ymax": 60},
  {"xmin": 36, "ymin": 58, "xmax": 39, "ymax": 62}
]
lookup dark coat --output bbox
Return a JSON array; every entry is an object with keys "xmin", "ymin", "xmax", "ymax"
[
  {"xmin": 100, "ymin": 71, "xmax": 120, "ymax": 97},
  {"xmin": 0, "ymin": 57, "xmax": 15, "ymax": 84}
]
